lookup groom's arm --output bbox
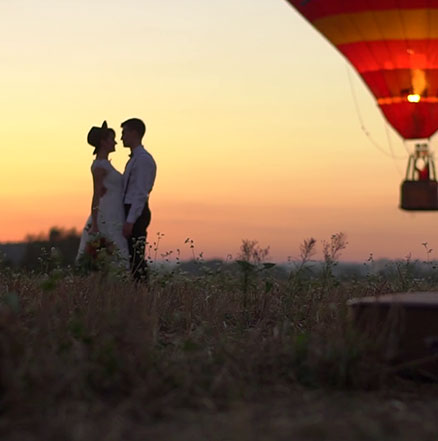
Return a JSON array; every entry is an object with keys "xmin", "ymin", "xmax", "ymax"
[{"xmin": 125, "ymin": 155, "xmax": 157, "ymax": 225}]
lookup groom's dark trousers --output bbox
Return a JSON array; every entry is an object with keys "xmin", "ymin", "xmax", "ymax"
[{"xmin": 124, "ymin": 202, "xmax": 151, "ymax": 282}]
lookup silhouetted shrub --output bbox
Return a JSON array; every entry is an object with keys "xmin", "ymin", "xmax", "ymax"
[{"xmin": 21, "ymin": 226, "xmax": 80, "ymax": 270}]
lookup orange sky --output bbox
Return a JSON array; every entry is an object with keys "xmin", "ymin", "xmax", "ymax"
[{"xmin": 1, "ymin": 0, "xmax": 438, "ymax": 262}]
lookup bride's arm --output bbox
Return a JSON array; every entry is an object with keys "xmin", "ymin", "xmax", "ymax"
[{"xmin": 90, "ymin": 167, "xmax": 107, "ymax": 234}]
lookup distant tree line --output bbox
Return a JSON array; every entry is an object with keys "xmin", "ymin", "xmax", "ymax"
[
  {"xmin": 2, "ymin": 227, "xmax": 81, "ymax": 270},
  {"xmin": 3, "ymin": 230, "xmax": 438, "ymax": 285}
]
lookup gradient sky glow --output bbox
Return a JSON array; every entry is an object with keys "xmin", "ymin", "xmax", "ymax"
[{"xmin": 2, "ymin": 0, "xmax": 438, "ymax": 262}]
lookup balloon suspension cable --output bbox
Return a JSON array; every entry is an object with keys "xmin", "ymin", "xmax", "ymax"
[
  {"xmin": 384, "ymin": 122, "xmax": 404, "ymax": 176},
  {"xmin": 346, "ymin": 63, "xmax": 407, "ymax": 162}
]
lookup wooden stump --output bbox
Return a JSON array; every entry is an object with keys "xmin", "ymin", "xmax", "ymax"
[{"xmin": 348, "ymin": 292, "xmax": 438, "ymax": 373}]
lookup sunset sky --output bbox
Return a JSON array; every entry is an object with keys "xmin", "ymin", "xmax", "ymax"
[{"xmin": 2, "ymin": 0, "xmax": 438, "ymax": 262}]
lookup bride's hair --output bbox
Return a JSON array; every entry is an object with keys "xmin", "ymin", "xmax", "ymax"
[{"xmin": 87, "ymin": 121, "xmax": 115, "ymax": 155}]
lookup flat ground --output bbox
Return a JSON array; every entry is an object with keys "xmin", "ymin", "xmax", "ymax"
[
  {"xmin": 3, "ymin": 383, "xmax": 438, "ymax": 441},
  {"xmin": 112, "ymin": 385, "xmax": 438, "ymax": 441}
]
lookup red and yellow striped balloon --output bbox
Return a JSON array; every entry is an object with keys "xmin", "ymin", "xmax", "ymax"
[{"xmin": 286, "ymin": 0, "xmax": 438, "ymax": 139}]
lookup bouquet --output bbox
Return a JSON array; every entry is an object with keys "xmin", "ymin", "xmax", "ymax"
[{"xmin": 85, "ymin": 234, "xmax": 115, "ymax": 260}]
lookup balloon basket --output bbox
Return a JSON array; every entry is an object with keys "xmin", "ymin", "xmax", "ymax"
[
  {"xmin": 400, "ymin": 180, "xmax": 438, "ymax": 211},
  {"xmin": 348, "ymin": 292, "xmax": 438, "ymax": 377}
]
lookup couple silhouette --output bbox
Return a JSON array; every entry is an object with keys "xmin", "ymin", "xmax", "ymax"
[{"xmin": 76, "ymin": 118, "xmax": 157, "ymax": 281}]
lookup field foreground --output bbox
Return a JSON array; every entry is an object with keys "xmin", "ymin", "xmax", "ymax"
[
  {"xmin": 2, "ymin": 249, "xmax": 438, "ymax": 440},
  {"xmin": 4, "ymin": 383, "xmax": 438, "ymax": 440}
]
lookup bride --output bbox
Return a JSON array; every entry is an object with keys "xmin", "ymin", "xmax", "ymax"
[{"xmin": 76, "ymin": 121, "xmax": 129, "ymax": 267}]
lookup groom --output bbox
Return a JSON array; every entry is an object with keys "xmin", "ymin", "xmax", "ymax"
[{"xmin": 121, "ymin": 118, "xmax": 157, "ymax": 282}]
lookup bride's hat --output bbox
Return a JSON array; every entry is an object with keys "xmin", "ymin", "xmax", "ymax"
[{"xmin": 87, "ymin": 121, "xmax": 108, "ymax": 154}]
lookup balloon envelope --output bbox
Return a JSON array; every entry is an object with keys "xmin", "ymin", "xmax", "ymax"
[{"xmin": 286, "ymin": 0, "xmax": 438, "ymax": 139}]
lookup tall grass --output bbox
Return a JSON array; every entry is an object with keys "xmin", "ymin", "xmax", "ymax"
[{"xmin": 1, "ymin": 234, "xmax": 438, "ymax": 438}]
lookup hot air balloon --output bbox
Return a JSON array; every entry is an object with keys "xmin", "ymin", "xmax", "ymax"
[{"xmin": 285, "ymin": 0, "xmax": 438, "ymax": 210}]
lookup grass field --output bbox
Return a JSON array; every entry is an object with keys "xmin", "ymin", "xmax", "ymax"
[{"xmin": 1, "ymin": 235, "xmax": 438, "ymax": 440}]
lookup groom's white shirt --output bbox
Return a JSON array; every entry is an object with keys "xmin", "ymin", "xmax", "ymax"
[{"xmin": 123, "ymin": 144, "xmax": 157, "ymax": 224}]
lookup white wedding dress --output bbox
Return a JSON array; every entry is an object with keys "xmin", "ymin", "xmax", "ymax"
[{"xmin": 76, "ymin": 159, "xmax": 129, "ymax": 267}]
